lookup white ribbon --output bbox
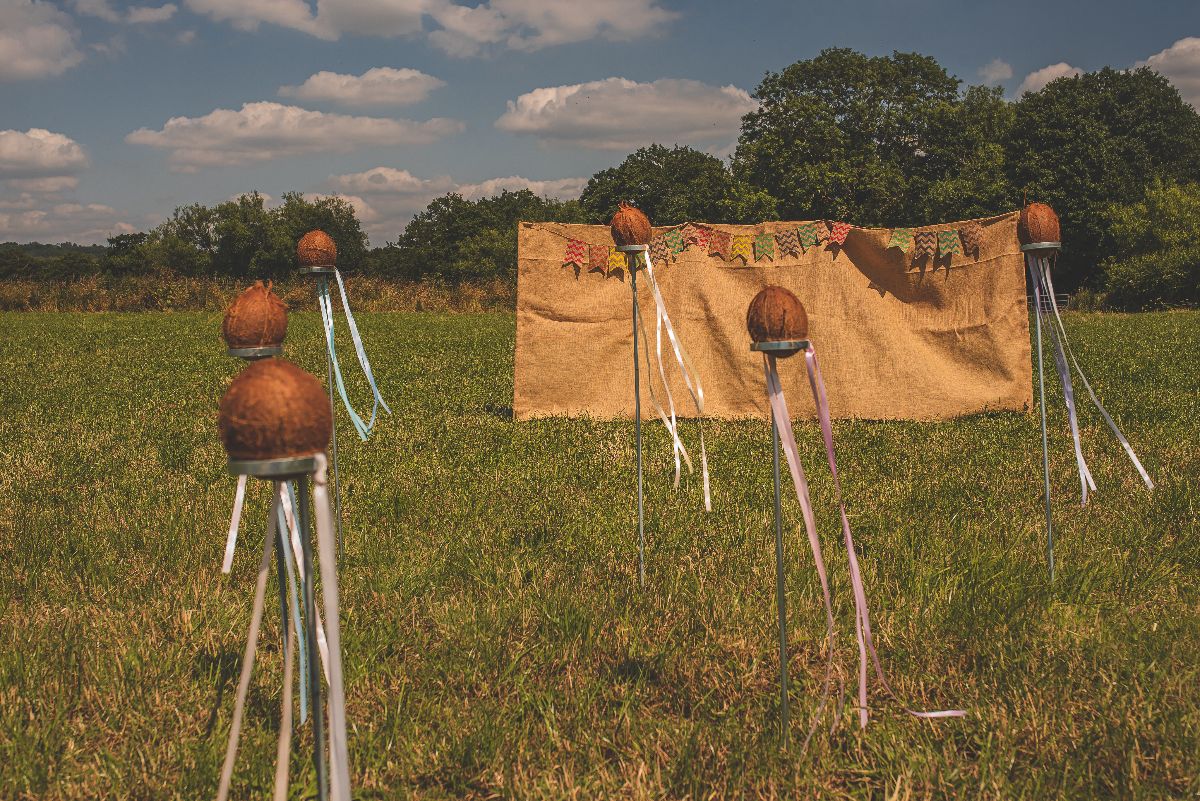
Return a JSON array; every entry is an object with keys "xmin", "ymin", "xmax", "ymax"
[
  {"xmin": 280, "ymin": 484, "xmax": 330, "ymax": 683},
  {"xmin": 639, "ymin": 250, "xmax": 712, "ymax": 511},
  {"xmin": 1031, "ymin": 255, "xmax": 1154, "ymax": 494},
  {"xmin": 222, "ymin": 474, "xmax": 247, "ymax": 574},
  {"xmin": 313, "ymin": 454, "xmax": 352, "ymax": 801}
]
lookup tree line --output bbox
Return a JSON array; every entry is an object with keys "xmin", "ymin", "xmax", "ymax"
[{"xmin": 4, "ymin": 49, "xmax": 1198, "ymax": 309}]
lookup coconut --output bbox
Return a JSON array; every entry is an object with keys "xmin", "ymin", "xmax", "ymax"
[
  {"xmin": 218, "ymin": 358, "xmax": 332, "ymax": 461},
  {"xmin": 609, "ymin": 202, "xmax": 652, "ymax": 247},
  {"xmin": 1017, "ymin": 202, "xmax": 1061, "ymax": 246},
  {"xmin": 222, "ymin": 280, "xmax": 288, "ymax": 349},
  {"xmin": 747, "ymin": 286, "xmax": 809, "ymax": 358},
  {"xmin": 297, "ymin": 229, "xmax": 338, "ymax": 268}
]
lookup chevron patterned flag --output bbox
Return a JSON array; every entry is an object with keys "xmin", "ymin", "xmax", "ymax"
[
  {"xmin": 829, "ymin": 221, "xmax": 852, "ymax": 245},
  {"xmin": 681, "ymin": 223, "xmax": 707, "ymax": 250},
  {"xmin": 589, "ymin": 244, "xmax": 609, "ymax": 272},
  {"xmin": 796, "ymin": 222, "xmax": 822, "ymax": 249},
  {"xmin": 813, "ymin": 220, "xmax": 830, "ymax": 244},
  {"xmin": 913, "ymin": 231, "xmax": 937, "ymax": 259},
  {"xmin": 649, "ymin": 234, "xmax": 671, "ymax": 266},
  {"xmin": 888, "ymin": 227, "xmax": 914, "ymax": 252},
  {"xmin": 663, "ymin": 227, "xmax": 685, "ymax": 254},
  {"xmin": 938, "ymin": 229, "xmax": 962, "ymax": 257},
  {"xmin": 754, "ymin": 232, "xmax": 775, "ymax": 261},
  {"xmin": 708, "ymin": 229, "xmax": 732, "ymax": 259},
  {"xmin": 775, "ymin": 228, "xmax": 801, "ymax": 256},
  {"xmin": 607, "ymin": 246, "xmax": 626, "ymax": 272},
  {"xmin": 959, "ymin": 221, "xmax": 984, "ymax": 258},
  {"xmin": 563, "ymin": 238, "xmax": 588, "ymax": 269},
  {"xmin": 730, "ymin": 234, "xmax": 754, "ymax": 263}
]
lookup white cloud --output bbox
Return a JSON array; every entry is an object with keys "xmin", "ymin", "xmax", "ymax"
[
  {"xmin": 1141, "ymin": 37, "xmax": 1200, "ymax": 108},
  {"xmin": 127, "ymin": 4, "xmax": 177, "ymax": 23},
  {"xmin": 979, "ymin": 58, "xmax": 1013, "ymax": 85},
  {"xmin": 0, "ymin": 201, "xmax": 135, "ymax": 244},
  {"xmin": 325, "ymin": 166, "xmax": 585, "ymax": 240},
  {"xmin": 0, "ymin": 129, "xmax": 89, "ymax": 180},
  {"xmin": 303, "ymin": 192, "xmax": 380, "ymax": 222},
  {"xmin": 279, "ymin": 67, "xmax": 444, "ymax": 108},
  {"xmin": 73, "ymin": 0, "xmax": 176, "ymax": 23},
  {"xmin": 495, "ymin": 77, "xmax": 757, "ymax": 150},
  {"xmin": 125, "ymin": 101, "xmax": 464, "ymax": 171},
  {"xmin": 1018, "ymin": 62, "xmax": 1083, "ymax": 95},
  {"xmin": 0, "ymin": 0, "xmax": 84, "ymax": 80},
  {"xmin": 184, "ymin": 0, "xmax": 676, "ymax": 54},
  {"xmin": 8, "ymin": 176, "xmax": 79, "ymax": 193}
]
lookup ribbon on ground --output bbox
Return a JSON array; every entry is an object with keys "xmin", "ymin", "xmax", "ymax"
[
  {"xmin": 313, "ymin": 454, "xmax": 352, "ymax": 801},
  {"xmin": 1027, "ymin": 254, "xmax": 1154, "ymax": 498},
  {"xmin": 640, "ymin": 251, "xmax": 712, "ymax": 511},
  {"xmin": 802, "ymin": 344, "xmax": 966, "ymax": 727},
  {"xmin": 222, "ymin": 474, "xmax": 247, "ymax": 574},
  {"xmin": 317, "ymin": 269, "xmax": 391, "ymax": 442},
  {"xmin": 762, "ymin": 354, "xmax": 837, "ymax": 751}
]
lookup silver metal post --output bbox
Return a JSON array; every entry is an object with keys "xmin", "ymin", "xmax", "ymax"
[
  {"xmin": 297, "ymin": 474, "xmax": 328, "ymax": 801},
  {"xmin": 631, "ymin": 261, "xmax": 645, "ymax": 589},
  {"xmin": 1031, "ymin": 258, "xmax": 1055, "ymax": 580},
  {"xmin": 771, "ymin": 410, "xmax": 789, "ymax": 745}
]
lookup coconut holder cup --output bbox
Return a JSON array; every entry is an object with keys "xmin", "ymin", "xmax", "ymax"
[
  {"xmin": 215, "ymin": 358, "xmax": 352, "ymax": 801},
  {"xmin": 747, "ymin": 286, "xmax": 963, "ymax": 749},
  {"xmin": 1018, "ymin": 202, "xmax": 1153, "ymax": 581}
]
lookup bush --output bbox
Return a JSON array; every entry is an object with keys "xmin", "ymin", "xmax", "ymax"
[{"xmin": 1104, "ymin": 246, "xmax": 1200, "ymax": 310}]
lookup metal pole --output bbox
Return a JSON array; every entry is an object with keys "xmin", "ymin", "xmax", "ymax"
[
  {"xmin": 319, "ymin": 275, "xmax": 344, "ymax": 561},
  {"xmin": 771, "ymin": 410, "xmax": 789, "ymax": 745},
  {"xmin": 298, "ymin": 474, "xmax": 327, "ymax": 801},
  {"xmin": 1031, "ymin": 258, "xmax": 1054, "ymax": 580},
  {"xmin": 631, "ymin": 260, "xmax": 645, "ymax": 589}
]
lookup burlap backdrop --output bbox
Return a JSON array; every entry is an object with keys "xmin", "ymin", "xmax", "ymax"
[{"xmin": 515, "ymin": 212, "xmax": 1032, "ymax": 421}]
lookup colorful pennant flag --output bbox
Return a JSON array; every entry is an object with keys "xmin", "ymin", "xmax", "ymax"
[
  {"xmin": 829, "ymin": 221, "xmax": 852, "ymax": 246},
  {"xmin": 708, "ymin": 229, "xmax": 732, "ymax": 259},
  {"xmin": 938, "ymin": 229, "xmax": 962, "ymax": 257},
  {"xmin": 913, "ymin": 231, "xmax": 937, "ymax": 260},
  {"xmin": 775, "ymin": 228, "xmax": 801, "ymax": 256},
  {"xmin": 754, "ymin": 232, "xmax": 775, "ymax": 261},
  {"xmin": 888, "ymin": 227, "xmax": 914, "ymax": 252},
  {"xmin": 607, "ymin": 246, "xmax": 626, "ymax": 272},
  {"xmin": 730, "ymin": 234, "xmax": 754, "ymax": 263},
  {"xmin": 959, "ymin": 222, "xmax": 983, "ymax": 258},
  {"xmin": 664, "ymin": 228, "xmax": 685, "ymax": 255},
  {"xmin": 813, "ymin": 221, "xmax": 831, "ymax": 245},
  {"xmin": 563, "ymin": 238, "xmax": 587, "ymax": 269},
  {"xmin": 649, "ymin": 235, "xmax": 671, "ymax": 266},
  {"xmin": 796, "ymin": 222, "xmax": 823, "ymax": 250},
  {"xmin": 589, "ymin": 244, "xmax": 609, "ymax": 272},
  {"xmin": 682, "ymin": 223, "xmax": 710, "ymax": 251}
]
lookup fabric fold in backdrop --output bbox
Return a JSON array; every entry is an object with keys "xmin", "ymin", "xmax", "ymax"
[{"xmin": 318, "ymin": 269, "xmax": 390, "ymax": 441}]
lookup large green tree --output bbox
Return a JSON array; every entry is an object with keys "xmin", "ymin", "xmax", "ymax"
[
  {"xmin": 1007, "ymin": 66, "xmax": 1200, "ymax": 290},
  {"xmin": 579, "ymin": 144, "xmax": 775, "ymax": 224},
  {"xmin": 733, "ymin": 49, "xmax": 1010, "ymax": 225}
]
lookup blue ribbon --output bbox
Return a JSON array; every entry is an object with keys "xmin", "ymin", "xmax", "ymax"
[{"xmin": 317, "ymin": 270, "xmax": 390, "ymax": 441}]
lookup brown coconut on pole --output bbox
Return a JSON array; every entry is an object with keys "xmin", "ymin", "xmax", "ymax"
[
  {"xmin": 1017, "ymin": 202, "xmax": 1061, "ymax": 251},
  {"xmin": 218, "ymin": 358, "xmax": 332, "ymax": 461},
  {"xmin": 297, "ymin": 229, "xmax": 338, "ymax": 268},
  {"xmin": 747, "ymin": 286, "xmax": 809, "ymax": 358},
  {"xmin": 610, "ymin": 202, "xmax": 652, "ymax": 246},
  {"xmin": 222, "ymin": 280, "xmax": 288, "ymax": 349}
]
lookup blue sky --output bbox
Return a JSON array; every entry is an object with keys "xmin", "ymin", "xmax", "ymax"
[{"xmin": 2, "ymin": 0, "xmax": 1198, "ymax": 244}]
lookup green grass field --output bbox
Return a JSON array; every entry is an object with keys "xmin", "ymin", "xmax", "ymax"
[{"xmin": 1, "ymin": 310, "xmax": 1197, "ymax": 800}]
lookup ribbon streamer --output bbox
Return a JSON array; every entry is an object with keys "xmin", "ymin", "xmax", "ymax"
[
  {"xmin": 640, "ymin": 251, "xmax": 712, "ymax": 511},
  {"xmin": 313, "ymin": 454, "xmax": 352, "ymax": 801},
  {"xmin": 317, "ymin": 269, "xmax": 390, "ymax": 441},
  {"xmin": 802, "ymin": 344, "xmax": 965, "ymax": 726},
  {"xmin": 275, "ymin": 483, "xmax": 310, "ymax": 723},
  {"xmin": 762, "ymin": 355, "xmax": 837, "ymax": 751},
  {"xmin": 280, "ymin": 483, "xmax": 331, "ymax": 684},
  {"xmin": 222, "ymin": 474, "xmax": 247, "ymax": 574},
  {"xmin": 1028, "ymin": 254, "xmax": 1154, "ymax": 497}
]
